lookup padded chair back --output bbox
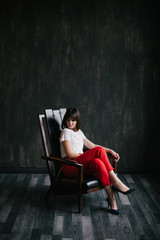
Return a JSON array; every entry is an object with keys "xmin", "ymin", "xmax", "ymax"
[
  {"xmin": 46, "ymin": 109, "xmax": 67, "ymax": 174},
  {"xmin": 45, "ymin": 108, "xmax": 66, "ymax": 157},
  {"xmin": 39, "ymin": 108, "xmax": 66, "ymax": 175}
]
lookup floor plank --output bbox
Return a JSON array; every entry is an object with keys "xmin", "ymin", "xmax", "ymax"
[{"xmin": 0, "ymin": 173, "xmax": 160, "ymax": 240}]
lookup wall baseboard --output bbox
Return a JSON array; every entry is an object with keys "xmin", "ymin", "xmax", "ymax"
[{"xmin": 0, "ymin": 167, "xmax": 48, "ymax": 174}]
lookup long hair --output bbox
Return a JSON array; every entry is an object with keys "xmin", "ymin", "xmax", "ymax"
[{"xmin": 62, "ymin": 107, "xmax": 81, "ymax": 130}]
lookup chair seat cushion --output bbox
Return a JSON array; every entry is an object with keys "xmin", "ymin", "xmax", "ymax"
[
  {"xmin": 82, "ymin": 177, "xmax": 102, "ymax": 193},
  {"xmin": 53, "ymin": 176, "xmax": 102, "ymax": 195}
]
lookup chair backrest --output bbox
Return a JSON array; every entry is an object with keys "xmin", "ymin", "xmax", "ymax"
[
  {"xmin": 39, "ymin": 108, "xmax": 66, "ymax": 158},
  {"xmin": 45, "ymin": 108, "xmax": 66, "ymax": 157}
]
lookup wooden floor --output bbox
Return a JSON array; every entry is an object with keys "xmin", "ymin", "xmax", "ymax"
[{"xmin": 0, "ymin": 173, "xmax": 160, "ymax": 240}]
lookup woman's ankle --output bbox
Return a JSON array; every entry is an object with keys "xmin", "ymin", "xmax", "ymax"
[
  {"xmin": 108, "ymin": 196, "xmax": 118, "ymax": 210},
  {"xmin": 105, "ymin": 185, "xmax": 118, "ymax": 210},
  {"xmin": 109, "ymin": 171, "xmax": 129, "ymax": 192},
  {"xmin": 113, "ymin": 182, "xmax": 129, "ymax": 192}
]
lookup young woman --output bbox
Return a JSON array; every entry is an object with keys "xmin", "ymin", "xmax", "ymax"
[{"xmin": 60, "ymin": 107, "xmax": 135, "ymax": 215}]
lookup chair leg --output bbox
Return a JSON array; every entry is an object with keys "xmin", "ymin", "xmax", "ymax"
[{"xmin": 78, "ymin": 165, "xmax": 83, "ymax": 213}]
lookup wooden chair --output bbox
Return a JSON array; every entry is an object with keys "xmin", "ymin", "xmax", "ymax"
[{"xmin": 38, "ymin": 108, "xmax": 117, "ymax": 213}]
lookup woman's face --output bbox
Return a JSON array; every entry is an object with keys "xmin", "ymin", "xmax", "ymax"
[{"xmin": 66, "ymin": 118, "xmax": 77, "ymax": 131}]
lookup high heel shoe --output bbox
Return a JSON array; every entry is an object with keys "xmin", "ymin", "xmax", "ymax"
[
  {"xmin": 112, "ymin": 186, "xmax": 135, "ymax": 195},
  {"xmin": 106, "ymin": 197, "xmax": 120, "ymax": 215}
]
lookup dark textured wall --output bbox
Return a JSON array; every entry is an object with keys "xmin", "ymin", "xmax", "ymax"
[{"xmin": 0, "ymin": 0, "xmax": 160, "ymax": 172}]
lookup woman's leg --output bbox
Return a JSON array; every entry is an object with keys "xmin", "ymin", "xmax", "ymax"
[
  {"xmin": 90, "ymin": 146, "xmax": 114, "ymax": 173},
  {"xmin": 63, "ymin": 146, "xmax": 129, "ymax": 193},
  {"xmin": 63, "ymin": 147, "xmax": 126, "ymax": 188},
  {"xmin": 83, "ymin": 157, "xmax": 119, "ymax": 210},
  {"xmin": 92, "ymin": 147, "xmax": 130, "ymax": 192},
  {"xmin": 63, "ymin": 149, "xmax": 113, "ymax": 187},
  {"xmin": 105, "ymin": 185, "xmax": 118, "ymax": 210},
  {"xmin": 85, "ymin": 158, "xmax": 111, "ymax": 186},
  {"xmin": 109, "ymin": 170, "xmax": 130, "ymax": 192},
  {"xmin": 63, "ymin": 147, "xmax": 113, "ymax": 178},
  {"xmin": 63, "ymin": 149, "xmax": 120, "ymax": 211}
]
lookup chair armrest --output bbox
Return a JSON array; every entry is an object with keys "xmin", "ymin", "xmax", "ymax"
[
  {"xmin": 42, "ymin": 155, "xmax": 83, "ymax": 168},
  {"xmin": 113, "ymin": 160, "xmax": 117, "ymax": 173},
  {"xmin": 107, "ymin": 153, "xmax": 118, "ymax": 173}
]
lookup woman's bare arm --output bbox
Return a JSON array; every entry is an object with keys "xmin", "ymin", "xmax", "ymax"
[{"xmin": 62, "ymin": 140, "xmax": 79, "ymax": 159}]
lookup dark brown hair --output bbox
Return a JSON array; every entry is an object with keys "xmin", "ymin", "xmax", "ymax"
[{"xmin": 62, "ymin": 107, "xmax": 81, "ymax": 130}]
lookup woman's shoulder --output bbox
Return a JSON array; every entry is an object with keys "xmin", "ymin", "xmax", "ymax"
[
  {"xmin": 77, "ymin": 129, "xmax": 83, "ymax": 134},
  {"xmin": 61, "ymin": 128, "xmax": 73, "ymax": 135},
  {"xmin": 60, "ymin": 128, "xmax": 72, "ymax": 141},
  {"xmin": 63, "ymin": 128, "xmax": 72, "ymax": 133},
  {"xmin": 77, "ymin": 129, "xmax": 86, "ymax": 138}
]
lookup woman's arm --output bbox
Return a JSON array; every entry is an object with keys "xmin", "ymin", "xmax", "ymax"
[
  {"xmin": 83, "ymin": 138, "xmax": 120, "ymax": 162},
  {"xmin": 62, "ymin": 140, "xmax": 80, "ymax": 159}
]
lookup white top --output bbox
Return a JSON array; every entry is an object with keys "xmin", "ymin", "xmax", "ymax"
[{"xmin": 60, "ymin": 128, "xmax": 86, "ymax": 158}]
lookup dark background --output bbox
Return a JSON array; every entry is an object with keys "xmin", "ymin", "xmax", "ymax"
[{"xmin": 0, "ymin": 0, "xmax": 160, "ymax": 172}]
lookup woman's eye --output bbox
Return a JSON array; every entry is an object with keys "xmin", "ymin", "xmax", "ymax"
[{"xmin": 67, "ymin": 119, "xmax": 75, "ymax": 122}]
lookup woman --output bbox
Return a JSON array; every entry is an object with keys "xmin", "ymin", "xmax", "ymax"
[{"xmin": 60, "ymin": 107, "xmax": 135, "ymax": 215}]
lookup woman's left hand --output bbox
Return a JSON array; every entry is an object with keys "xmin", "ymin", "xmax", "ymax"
[{"xmin": 110, "ymin": 150, "xmax": 120, "ymax": 162}]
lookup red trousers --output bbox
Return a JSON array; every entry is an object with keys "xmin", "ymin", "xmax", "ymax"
[{"xmin": 63, "ymin": 146, "xmax": 114, "ymax": 187}]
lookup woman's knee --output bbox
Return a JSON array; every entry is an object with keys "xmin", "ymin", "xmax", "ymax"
[
  {"xmin": 91, "ymin": 158, "xmax": 105, "ymax": 170},
  {"xmin": 91, "ymin": 158, "xmax": 110, "ymax": 186},
  {"xmin": 94, "ymin": 146, "xmax": 106, "ymax": 155}
]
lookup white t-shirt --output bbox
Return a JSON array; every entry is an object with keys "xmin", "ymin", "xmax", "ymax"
[{"xmin": 60, "ymin": 128, "xmax": 86, "ymax": 158}]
